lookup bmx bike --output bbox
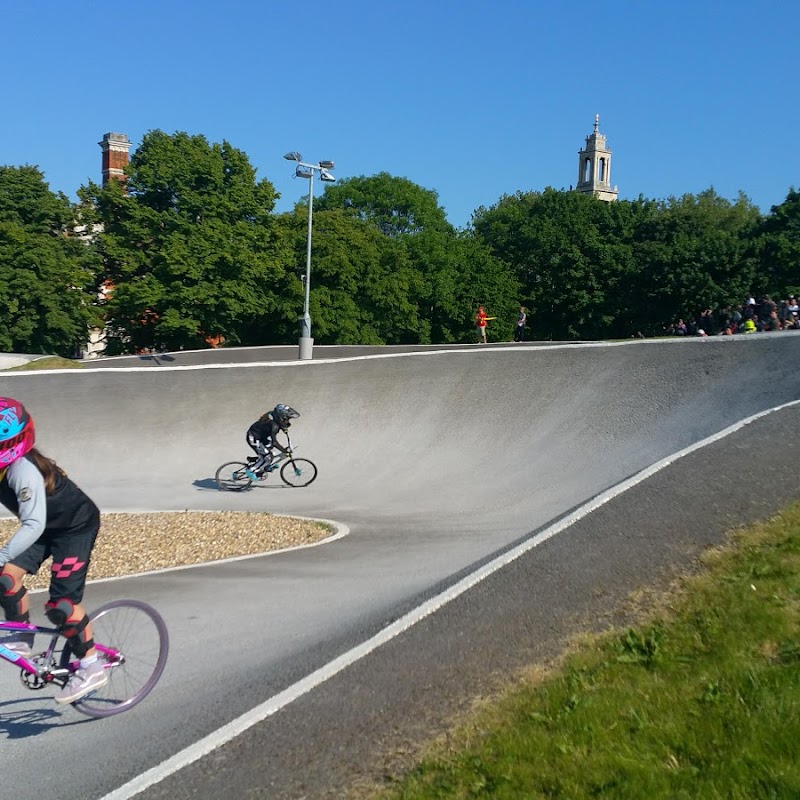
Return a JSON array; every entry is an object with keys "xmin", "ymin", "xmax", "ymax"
[
  {"xmin": 0, "ymin": 598, "xmax": 169, "ymax": 718},
  {"xmin": 215, "ymin": 437, "xmax": 317, "ymax": 491}
]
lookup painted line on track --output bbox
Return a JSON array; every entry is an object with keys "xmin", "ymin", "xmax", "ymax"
[
  {"xmin": 100, "ymin": 397, "xmax": 800, "ymax": 800},
  {"xmin": 2, "ymin": 333, "xmax": 784, "ymax": 378}
]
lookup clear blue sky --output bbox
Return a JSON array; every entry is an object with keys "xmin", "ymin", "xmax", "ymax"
[{"xmin": 1, "ymin": 0, "xmax": 796, "ymax": 229}]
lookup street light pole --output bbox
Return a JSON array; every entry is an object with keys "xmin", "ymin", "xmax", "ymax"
[
  {"xmin": 283, "ymin": 152, "xmax": 335, "ymax": 360},
  {"xmin": 300, "ymin": 167, "xmax": 313, "ymax": 348}
]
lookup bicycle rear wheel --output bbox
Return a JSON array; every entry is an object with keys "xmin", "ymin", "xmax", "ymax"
[
  {"xmin": 215, "ymin": 460, "xmax": 253, "ymax": 491},
  {"xmin": 60, "ymin": 599, "xmax": 169, "ymax": 718},
  {"xmin": 280, "ymin": 457, "xmax": 318, "ymax": 487}
]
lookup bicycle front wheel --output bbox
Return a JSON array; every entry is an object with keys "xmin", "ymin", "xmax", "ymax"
[
  {"xmin": 280, "ymin": 457, "xmax": 318, "ymax": 487},
  {"xmin": 61, "ymin": 599, "xmax": 169, "ymax": 718},
  {"xmin": 215, "ymin": 461, "xmax": 253, "ymax": 491}
]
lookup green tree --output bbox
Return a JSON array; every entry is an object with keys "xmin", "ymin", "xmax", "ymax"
[
  {"xmin": 406, "ymin": 228, "xmax": 520, "ymax": 343},
  {"xmin": 78, "ymin": 130, "xmax": 293, "ymax": 353},
  {"xmin": 277, "ymin": 206, "xmax": 426, "ymax": 344},
  {"xmin": 316, "ymin": 172, "xmax": 518, "ymax": 342},
  {"xmin": 315, "ymin": 172, "xmax": 452, "ymax": 236},
  {"xmin": 472, "ymin": 188, "xmax": 638, "ymax": 340},
  {"xmin": 757, "ymin": 187, "xmax": 800, "ymax": 297},
  {"xmin": 0, "ymin": 166, "xmax": 100, "ymax": 356},
  {"xmin": 626, "ymin": 189, "xmax": 761, "ymax": 334}
]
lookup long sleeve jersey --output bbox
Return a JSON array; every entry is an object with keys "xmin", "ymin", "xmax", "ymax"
[
  {"xmin": 246, "ymin": 416, "xmax": 288, "ymax": 452},
  {"xmin": 0, "ymin": 456, "xmax": 99, "ymax": 566}
]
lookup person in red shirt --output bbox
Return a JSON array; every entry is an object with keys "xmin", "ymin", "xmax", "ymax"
[{"xmin": 475, "ymin": 306, "xmax": 488, "ymax": 344}]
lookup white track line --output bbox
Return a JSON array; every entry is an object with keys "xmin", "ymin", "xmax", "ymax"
[
  {"xmin": 100, "ymin": 397, "xmax": 800, "ymax": 800},
  {"xmin": 3, "ymin": 333, "xmax": 782, "ymax": 377}
]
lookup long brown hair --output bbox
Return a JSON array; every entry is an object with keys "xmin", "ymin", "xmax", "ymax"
[{"xmin": 27, "ymin": 448, "xmax": 65, "ymax": 494}]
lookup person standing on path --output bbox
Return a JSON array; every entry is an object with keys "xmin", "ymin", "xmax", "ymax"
[
  {"xmin": 475, "ymin": 306, "xmax": 488, "ymax": 344},
  {"xmin": 513, "ymin": 306, "xmax": 527, "ymax": 342}
]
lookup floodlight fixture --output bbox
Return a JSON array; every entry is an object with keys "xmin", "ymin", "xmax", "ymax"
[
  {"xmin": 319, "ymin": 169, "xmax": 336, "ymax": 182},
  {"xmin": 283, "ymin": 151, "xmax": 302, "ymax": 162},
  {"xmin": 318, "ymin": 160, "xmax": 335, "ymax": 169},
  {"xmin": 295, "ymin": 166, "xmax": 314, "ymax": 179}
]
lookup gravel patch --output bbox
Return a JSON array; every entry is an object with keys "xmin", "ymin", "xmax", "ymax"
[{"xmin": 0, "ymin": 512, "xmax": 333, "ymax": 591}]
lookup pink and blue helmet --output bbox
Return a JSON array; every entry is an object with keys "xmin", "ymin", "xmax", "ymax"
[{"xmin": 0, "ymin": 397, "xmax": 35, "ymax": 467}]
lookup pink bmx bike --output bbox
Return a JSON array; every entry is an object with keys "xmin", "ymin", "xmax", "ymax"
[{"xmin": 0, "ymin": 598, "xmax": 168, "ymax": 718}]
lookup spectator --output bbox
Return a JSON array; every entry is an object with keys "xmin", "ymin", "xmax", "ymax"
[
  {"xmin": 697, "ymin": 309, "xmax": 715, "ymax": 336},
  {"xmin": 475, "ymin": 306, "xmax": 488, "ymax": 344},
  {"xmin": 760, "ymin": 295, "xmax": 777, "ymax": 329},
  {"xmin": 513, "ymin": 306, "xmax": 527, "ymax": 342}
]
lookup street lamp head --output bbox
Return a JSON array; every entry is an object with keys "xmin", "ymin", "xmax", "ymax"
[
  {"xmin": 320, "ymin": 169, "xmax": 336, "ymax": 182},
  {"xmin": 318, "ymin": 160, "xmax": 335, "ymax": 169},
  {"xmin": 295, "ymin": 166, "xmax": 314, "ymax": 179},
  {"xmin": 283, "ymin": 151, "xmax": 302, "ymax": 162}
]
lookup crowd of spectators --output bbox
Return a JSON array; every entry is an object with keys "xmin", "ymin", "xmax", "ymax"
[{"xmin": 665, "ymin": 295, "xmax": 800, "ymax": 337}]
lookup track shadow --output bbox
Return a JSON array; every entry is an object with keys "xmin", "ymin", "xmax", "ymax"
[
  {"xmin": 192, "ymin": 478, "xmax": 219, "ymax": 491},
  {"xmin": 137, "ymin": 353, "xmax": 176, "ymax": 365},
  {"xmin": 0, "ymin": 698, "xmax": 89, "ymax": 738}
]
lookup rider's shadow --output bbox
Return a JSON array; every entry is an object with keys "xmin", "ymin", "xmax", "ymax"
[
  {"xmin": 192, "ymin": 478, "xmax": 292, "ymax": 491},
  {"xmin": 0, "ymin": 698, "xmax": 89, "ymax": 738}
]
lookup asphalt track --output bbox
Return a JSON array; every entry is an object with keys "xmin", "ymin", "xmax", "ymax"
[{"xmin": 1, "ymin": 335, "xmax": 800, "ymax": 799}]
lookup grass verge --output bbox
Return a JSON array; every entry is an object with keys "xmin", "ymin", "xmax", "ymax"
[
  {"xmin": 5, "ymin": 356, "xmax": 83, "ymax": 371},
  {"xmin": 372, "ymin": 504, "xmax": 800, "ymax": 799}
]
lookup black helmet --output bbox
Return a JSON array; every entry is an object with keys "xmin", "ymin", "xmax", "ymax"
[{"xmin": 272, "ymin": 404, "xmax": 300, "ymax": 430}]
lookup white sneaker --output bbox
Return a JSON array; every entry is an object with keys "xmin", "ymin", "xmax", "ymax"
[
  {"xmin": 55, "ymin": 660, "xmax": 109, "ymax": 704},
  {"xmin": 2, "ymin": 632, "xmax": 35, "ymax": 657}
]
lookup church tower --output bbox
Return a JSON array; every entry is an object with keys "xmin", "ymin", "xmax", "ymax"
[{"xmin": 576, "ymin": 115, "xmax": 618, "ymax": 202}]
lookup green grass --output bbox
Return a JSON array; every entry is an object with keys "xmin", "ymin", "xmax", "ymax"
[
  {"xmin": 4, "ymin": 356, "xmax": 83, "ymax": 371},
  {"xmin": 371, "ymin": 506, "xmax": 800, "ymax": 799}
]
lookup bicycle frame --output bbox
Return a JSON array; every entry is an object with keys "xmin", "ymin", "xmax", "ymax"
[
  {"xmin": 0, "ymin": 620, "xmax": 75, "ymax": 685},
  {"xmin": 0, "ymin": 619, "xmax": 121, "ymax": 681}
]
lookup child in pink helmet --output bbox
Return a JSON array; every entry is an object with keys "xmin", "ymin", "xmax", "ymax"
[{"xmin": 0, "ymin": 397, "xmax": 108, "ymax": 705}]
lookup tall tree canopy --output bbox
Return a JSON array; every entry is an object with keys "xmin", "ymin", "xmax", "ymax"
[
  {"xmin": 472, "ymin": 188, "xmax": 642, "ymax": 340},
  {"xmin": 78, "ymin": 130, "xmax": 294, "ymax": 353},
  {"xmin": 756, "ymin": 187, "xmax": 800, "ymax": 296},
  {"xmin": 0, "ymin": 166, "xmax": 100, "ymax": 356},
  {"xmin": 315, "ymin": 172, "xmax": 452, "ymax": 236},
  {"xmin": 625, "ymin": 189, "xmax": 761, "ymax": 334},
  {"xmin": 309, "ymin": 172, "xmax": 519, "ymax": 342}
]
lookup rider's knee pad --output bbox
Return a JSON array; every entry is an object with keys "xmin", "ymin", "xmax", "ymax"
[
  {"xmin": 45, "ymin": 597, "xmax": 75, "ymax": 627},
  {"xmin": 0, "ymin": 573, "xmax": 29, "ymax": 622},
  {"xmin": 46, "ymin": 599, "xmax": 93, "ymax": 657}
]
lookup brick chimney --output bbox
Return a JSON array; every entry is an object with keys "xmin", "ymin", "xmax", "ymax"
[{"xmin": 99, "ymin": 132, "xmax": 131, "ymax": 187}]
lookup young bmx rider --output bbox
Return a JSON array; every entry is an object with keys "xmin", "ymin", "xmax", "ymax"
[
  {"xmin": 246, "ymin": 403, "xmax": 300, "ymax": 476},
  {"xmin": 0, "ymin": 396, "xmax": 108, "ymax": 704}
]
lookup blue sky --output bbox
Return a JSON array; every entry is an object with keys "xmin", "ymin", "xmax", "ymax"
[{"xmin": 1, "ymin": 1, "xmax": 796, "ymax": 229}]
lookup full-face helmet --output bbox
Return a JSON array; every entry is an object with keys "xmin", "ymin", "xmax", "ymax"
[
  {"xmin": 272, "ymin": 404, "xmax": 300, "ymax": 430},
  {"xmin": 0, "ymin": 398, "xmax": 35, "ymax": 467}
]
